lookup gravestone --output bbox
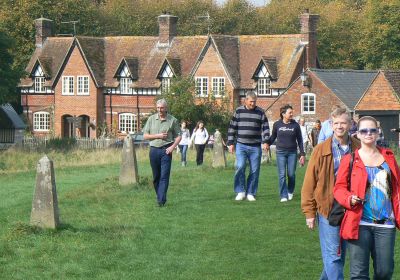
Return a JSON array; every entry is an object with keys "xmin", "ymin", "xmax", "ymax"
[
  {"xmin": 212, "ymin": 129, "xmax": 227, "ymax": 168},
  {"xmin": 119, "ymin": 134, "xmax": 139, "ymax": 185},
  {"xmin": 30, "ymin": 155, "xmax": 60, "ymax": 229}
]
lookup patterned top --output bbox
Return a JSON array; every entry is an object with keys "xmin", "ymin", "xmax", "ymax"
[
  {"xmin": 227, "ymin": 105, "xmax": 270, "ymax": 146},
  {"xmin": 360, "ymin": 162, "xmax": 395, "ymax": 227},
  {"xmin": 332, "ymin": 135, "xmax": 352, "ymax": 177}
]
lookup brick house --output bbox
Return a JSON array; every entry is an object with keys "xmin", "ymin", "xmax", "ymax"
[
  {"xmin": 19, "ymin": 12, "xmax": 319, "ymax": 138},
  {"xmin": 266, "ymin": 68, "xmax": 400, "ymax": 145}
]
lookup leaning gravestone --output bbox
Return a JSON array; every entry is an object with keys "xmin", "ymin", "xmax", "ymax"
[
  {"xmin": 30, "ymin": 155, "xmax": 60, "ymax": 229},
  {"xmin": 119, "ymin": 134, "xmax": 139, "ymax": 185},
  {"xmin": 212, "ymin": 129, "xmax": 227, "ymax": 168}
]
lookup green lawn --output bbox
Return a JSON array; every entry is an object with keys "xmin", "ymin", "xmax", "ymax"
[{"xmin": 0, "ymin": 149, "xmax": 399, "ymax": 279}]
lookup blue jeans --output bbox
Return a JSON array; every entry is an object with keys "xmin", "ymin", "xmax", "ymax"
[
  {"xmin": 348, "ymin": 225, "xmax": 396, "ymax": 280},
  {"xmin": 149, "ymin": 146, "xmax": 172, "ymax": 205},
  {"xmin": 275, "ymin": 149, "xmax": 297, "ymax": 199},
  {"xmin": 234, "ymin": 143, "xmax": 261, "ymax": 195},
  {"xmin": 318, "ymin": 215, "xmax": 346, "ymax": 280},
  {"xmin": 178, "ymin": 144, "xmax": 188, "ymax": 162}
]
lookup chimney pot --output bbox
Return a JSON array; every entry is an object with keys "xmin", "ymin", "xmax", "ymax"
[
  {"xmin": 34, "ymin": 18, "xmax": 54, "ymax": 48},
  {"xmin": 158, "ymin": 14, "xmax": 178, "ymax": 47}
]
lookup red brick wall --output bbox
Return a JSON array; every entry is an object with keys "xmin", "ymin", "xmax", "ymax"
[
  {"xmin": 194, "ymin": 44, "xmax": 235, "ymax": 110},
  {"xmin": 53, "ymin": 45, "xmax": 100, "ymax": 138},
  {"xmin": 356, "ymin": 72, "xmax": 400, "ymax": 111},
  {"xmin": 266, "ymin": 72, "xmax": 345, "ymax": 123}
]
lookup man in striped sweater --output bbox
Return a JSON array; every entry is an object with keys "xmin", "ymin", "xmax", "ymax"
[{"xmin": 227, "ymin": 91, "xmax": 270, "ymax": 201}]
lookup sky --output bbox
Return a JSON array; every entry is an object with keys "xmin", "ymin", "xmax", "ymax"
[{"xmin": 216, "ymin": 0, "xmax": 270, "ymax": 7}]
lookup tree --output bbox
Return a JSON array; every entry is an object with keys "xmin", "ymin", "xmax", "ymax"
[
  {"xmin": 160, "ymin": 77, "xmax": 232, "ymax": 137},
  {"xmin": 0, "ymin": 30, "xmax": 20, "ymax": 104}
]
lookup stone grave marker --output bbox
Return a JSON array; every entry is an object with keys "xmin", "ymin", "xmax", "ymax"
[
  {"xmin": 30, "ymin": 155, "xmax": 60, "ymax": 229},
  {"xmin": 212, "ymin": 129, "xmax": 227, "ymax": 168},
  {"xmin": 119, "ymin": 134, "xmax": 139, "ymax": 185}
]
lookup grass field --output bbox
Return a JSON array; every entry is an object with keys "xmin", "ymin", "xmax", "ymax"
[{"xmin": 0, "ymin": 148, "xmax": 399, "ymax": 279}]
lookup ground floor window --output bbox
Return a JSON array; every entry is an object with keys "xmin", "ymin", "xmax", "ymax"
[
  {"xmin": 119, "ymin": 113, "xmax": 136, "ymax": 133},
  {"xmin": 33, "ymin": 111, "xmax": 50, "ymax": 131}
]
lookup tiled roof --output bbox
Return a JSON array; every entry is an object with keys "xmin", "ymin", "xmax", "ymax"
[
  {"xmin": 313, "ymin": 69, "xmax": 378, "ymax": 109},
  {"xmin": 382, "ymin": 70, "xmax": 400, "ymax": 100},
  {"xmin": 0, "ymin": 103, "xmax": 26, "ymax": 129},
  {"xmin": 20, "ymin": 33, "xmax": 307, "ymax": 91},
  {"xmin": 19, "ymin": 37, "xmax": 74, "ymax": 87}
]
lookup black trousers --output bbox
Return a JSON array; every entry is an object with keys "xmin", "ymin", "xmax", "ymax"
[{"xmin": 195, "ymin": 144, "xmax": 206, "ymax": 165}]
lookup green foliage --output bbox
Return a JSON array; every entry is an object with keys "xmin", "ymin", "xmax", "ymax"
[
  {"xmin": 160, "ymin": 77, "xmax": 232, "ymax": 136},
  {"xmin": 0, "ymin": 30, "xmax": 20, "ymax": 103}
]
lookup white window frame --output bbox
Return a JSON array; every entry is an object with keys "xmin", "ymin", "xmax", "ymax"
[
  {"xmin": 301, "ymin": 93, "xmax": 316, "ymax": 114},
  {"xmin": 33, "ymin": 111, "xmax": 50, "ymax": 131},
  {"xmin": 119, "ymin": 113, "xmax": 137, "ymax": 133},
  {"xmin": 34, "ymin": 77, "xmax": 45, "ymax": 93},
  {"xmin": 195, "ymin": 77, "xmax": 208, "ymax": 97},
  {"xmin": 161, "ymin": 78, "xmax": 171, "ymax": 93},
  {"xmin": 77, "ymin": 76, "xmax": 90, "ymax": 95},
  {"xmin": 120, "ymin": 78, "xmax": 132, "ymax": 95},
  {"xmin": 212, "ymin": 77, "xmax": 225, "ymax": 97},
  {"xmin": 257, "ymin": 78, "xmax": 271, "ymax": 96},
  {"xmin": 62, "ymin": 76, "xmax": 74, "ymax": 95}
]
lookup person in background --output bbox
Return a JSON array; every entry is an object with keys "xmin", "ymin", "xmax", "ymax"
[
  {"xmin": 299, "ymin": 117, "xmax": 309, "ymax": 154},
  {"xmin": 266, "ymin": 104, "xmax": 305, "ymax": 202},
  {"xmin": 190, "ymin": 121, "xmax": 209, "ymax": 166},
  {"xmin": 301, "ymin": 107, "xmax": 360, "ymax": 280},
  {"xmin": 349, "ymin": 113, "xmax": 359, "ymax": 138},
  {"xmin": 143, "ymin": 99, "xmax": 181, "ymax": 207},
  {"xmin": 334, "ymin": 116, "xmax": 400, "ymax": 279},
  {"xmin": 227, "ymin": 91, "xmax": 270, "ymax": 202},
  {"xmin": 376, "ymin": 121, "xmax": 385, "ymax": 147},
  {"xmin": 309, "ymin": 119, "xmax": 321, "ymax": 148},
  {"xmin": 318, "ymin": 105, "xmax": 341, "ymax": 144},
  {"xmin": 178, "ymin": 121, "xmax": 190, "ymax": 166}
]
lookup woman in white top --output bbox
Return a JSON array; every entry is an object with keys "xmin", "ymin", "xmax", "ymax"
[
  {"xmin": 178, "ymin": 121, "xmax": 190, "ymax": 166},
  {"xmin": 190, "ymin": 121, "xmax": 209, "ymax": 165}
]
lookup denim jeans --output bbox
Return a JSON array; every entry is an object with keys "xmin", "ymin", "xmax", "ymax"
[
  {"xmin": 275, "ymin": 149, "xmax": 297, "ymax": 199},
  {"xmin": 348, "ymin": 225, "xmax": 396, "ymax": 280},
  {"xmin": 149, "ymin": 146, "xmax": 172, "ymax": 205},
  {"xmin": 195, "ymin": 144, "xmax": 206, "ymax": 165},
  {"xmin": 178, "ymin": 144, "xmax": 188, "ymax": 163},
  {"xmin": 318, "ymin": 215, "xmax": 346, "ymax": 280},
  {"xmin": 234, "ymin": 143, "xmax": 261, "ymax": 195}
]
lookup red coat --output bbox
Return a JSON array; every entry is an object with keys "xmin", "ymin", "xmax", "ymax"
[{"xmin": 333, "ymin": 147, "xmax": 400, "ymax": 240}]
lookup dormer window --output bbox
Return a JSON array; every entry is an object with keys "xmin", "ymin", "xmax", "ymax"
[
  {"xmin": 119, "ymin": 65, "xmax": 132, "ymax": 94},
  {"xmin": 160, "ymin": 64, "xmax": 174, "ymax": 93},
  {"xmin": 256, "ymin": 65, "xmax": 271, "ymax": 96},
  {"xmin": 34, "ymin": 66, "xmax": 45, "ymax": 93}
]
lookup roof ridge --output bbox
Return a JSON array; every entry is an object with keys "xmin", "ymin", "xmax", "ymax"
[{"xmin": 312, "ymin": 68, "xmax": 378, "ymax": 73}]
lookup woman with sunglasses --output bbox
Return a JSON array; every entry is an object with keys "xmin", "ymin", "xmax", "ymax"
[{"xmin": 334, "ymin": 116, "xmax": 400, "ymax": 279}]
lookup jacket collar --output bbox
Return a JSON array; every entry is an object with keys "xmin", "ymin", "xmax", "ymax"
[{"xmin": 320, "ymin": 135, "xmax": 360, "ymax": 156}]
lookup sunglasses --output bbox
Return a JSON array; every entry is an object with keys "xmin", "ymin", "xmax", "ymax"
[{"xmin": 358, "ymin": 128, "xmax": 378, "ymax": 135}]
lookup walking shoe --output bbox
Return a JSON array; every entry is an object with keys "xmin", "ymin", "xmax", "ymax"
[
  {"xmin": 280, "ymin": 198, "xmax": 288, "ymax": 202},
  {"xmin": 288, "ymin": 193, "xmax": 294, "ymax": 200},
  {"xmin": 181, "ymin": 162, "xmax": 186, "ymax": 167},
  {"xmin": 246, "ymin": 194, "xmax": 256, "ymax": 201},
  {"xmin": 235, "ymin": 192, "xmax": 246, "ymax": 201}
]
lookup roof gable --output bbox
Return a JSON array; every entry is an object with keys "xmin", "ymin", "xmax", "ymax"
[
  {"xmin": 0, "ymin": 104, "xmax": 26, "ymax": 129},
  {"xmin": 76, "ymin": 37, "xmax": 105, "ymax": 87},
  {"xmin": 382, "ymin": 70, "xmax": 400, "ymax": 100},
  {"xmin": 312, "ymin": 69, "xmax": 378, "ymax": 109},
  {"xmin": 157, "ymin": 57, "xmax": 181, "ymax": 78},
  {"xmin": 113, "ymin": 57, "xmax": 139, "ymax": 80},
  {"xmin": 253, "ymin": 57, "xmax": 278, "ymax": 80}
]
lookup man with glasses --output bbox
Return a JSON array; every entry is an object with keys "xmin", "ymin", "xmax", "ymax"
[
  {"xmin": 301, "ymin": 107, "xmax": 360, "ymax": 280},
  {"xmin": 143, "ymin": 99, "xmax": 181, "ymax": 207}
]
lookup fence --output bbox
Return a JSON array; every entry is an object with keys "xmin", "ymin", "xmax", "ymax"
[{"xmin": 20, "ymin": 136, "xmax": 123, "ymax": 151}]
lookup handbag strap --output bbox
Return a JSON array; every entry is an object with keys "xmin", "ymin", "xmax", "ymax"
[{"xmin": 347, "ymin": 152, "xmax": 354, "ymax": 189}]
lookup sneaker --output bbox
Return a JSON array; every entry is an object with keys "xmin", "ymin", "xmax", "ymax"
[
  {"xmin": 247, "ymin": 194, "xmax": 256, "ymax": 201},
  {"xmin": 181, "ymin": 162, "xmax": 186, "ymax": 167},
  {"xmin": 288, "ymin": 193, "xmax": 294, "ymax": 200},
  {"xmin": 235, "ymin": 192, "xmax": 246, "ymax": 201},
  {"xmin": 280, "ymin": 198, "xmax": 288, "ymax": 202}
]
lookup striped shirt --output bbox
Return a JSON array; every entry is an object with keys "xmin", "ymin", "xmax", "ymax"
[{"xmin": 227, "ymin": 105, "xmax": 270, "ymax": 146}]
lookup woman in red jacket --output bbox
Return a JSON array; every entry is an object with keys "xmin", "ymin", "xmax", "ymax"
[{"xmin": 334, "ymin": 116, "xmax": 400, "ymax": 280}]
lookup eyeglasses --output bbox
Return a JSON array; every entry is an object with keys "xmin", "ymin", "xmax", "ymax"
[{"xmin": 358, "ymin": 128, "xmax": 378, "ymax": 135}]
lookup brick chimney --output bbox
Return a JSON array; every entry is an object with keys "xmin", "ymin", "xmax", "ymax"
[
  {"xmin": 157, "ymin": 14, "xmax": 178, "ymax": 47},
  {"xmin": 34, "ymin": 17, "xmax": 54, "ymax": 48},
  {"xmin": 300, "ymin": 10, "xmax": 319, "ymax": 68}
]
